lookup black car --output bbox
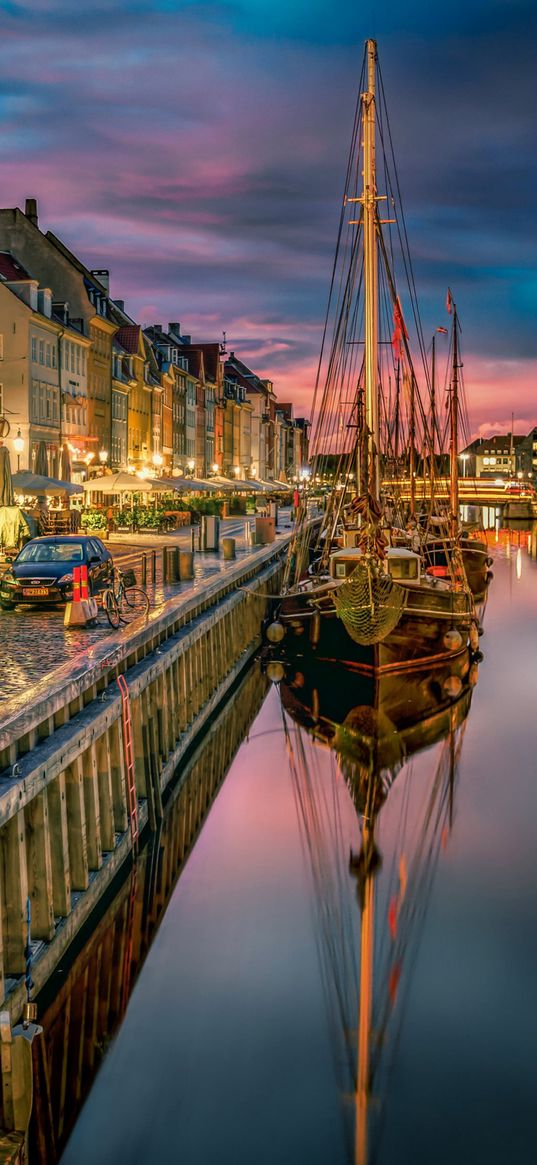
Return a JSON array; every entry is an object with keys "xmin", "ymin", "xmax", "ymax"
[{"xmin": 0, "ymin": 535, "xmax": 114, "ymax": 609}]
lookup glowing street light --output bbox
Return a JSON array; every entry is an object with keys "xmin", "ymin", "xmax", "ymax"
[
  {"xmin": 13, "ymin": 428, "xmax": 24, "ymax": 472},
  {"xmin": 99, "ymin": 448, "xmax": 109, "ymax": 464}
]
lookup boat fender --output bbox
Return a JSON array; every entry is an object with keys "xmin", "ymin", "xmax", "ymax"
[
  {"xmin": 266, "ymin": 660, "xmax": 285, "ymax": 684},
  {"xmin": 266, "ymin": 621, "xmax": 285, "ymax": 644},
  {"xmin": 469, "ymin": 622, "xmax": 480, "ymax": 652},
  {"xmin": 469, "ymin": 661, "xmax": 479, "ymax": 687},
  {"xmin": 443, "ymin": 674, "xmax": 463, "ymax": 699},
  {"xmin": 443, "ymin": 628, "xmax": 463, "ymax": 652},
  {"xmin": 485, "ymin": 556, "xmax": 493, "ymax": 567}
]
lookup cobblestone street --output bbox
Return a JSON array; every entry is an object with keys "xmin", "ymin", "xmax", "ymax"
[{"xmin": 0, "ymin": 515, "xmax": 291, "ymax": 706}]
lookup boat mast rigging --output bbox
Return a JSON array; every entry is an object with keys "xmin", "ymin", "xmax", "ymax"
[{"xmin": 362, "ymin": 39, "xmax": 379, "ymax": 501}]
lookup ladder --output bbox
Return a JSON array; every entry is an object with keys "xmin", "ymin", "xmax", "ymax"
[{"xmin": 117, "ymin": 674, "xmax": 139, "ymax": 851}]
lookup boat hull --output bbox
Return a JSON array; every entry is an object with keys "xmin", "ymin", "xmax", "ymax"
[{"xmin": 271, "ymin": 581, "xmax": 474, "ymax": 676}]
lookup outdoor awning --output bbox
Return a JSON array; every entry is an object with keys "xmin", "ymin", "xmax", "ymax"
[
  {"xmin": 13, "ymin": 471, "xmax": 83, "ymax": 497},
  {"xmin": 157, "ymin": 477, "xmax": 220, "ymax": 494}
]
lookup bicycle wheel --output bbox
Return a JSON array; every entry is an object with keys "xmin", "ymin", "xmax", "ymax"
[
  {"xmin": 103, "ymin": 588, "xmax": 121, "ymax": 629},
  {"xmin": 120, "ymin": 587, "xmax": 150, "ymax": 622}
]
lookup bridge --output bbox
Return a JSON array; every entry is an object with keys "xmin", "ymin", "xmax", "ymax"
[{"xmin": 382, "ymin": 478, "xmax": 537, "ymax": 515}]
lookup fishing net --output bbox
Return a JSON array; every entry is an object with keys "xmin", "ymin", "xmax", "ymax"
[{"xmin": 333, "ymin": 556, "xmax": 405, "ymax": 644}]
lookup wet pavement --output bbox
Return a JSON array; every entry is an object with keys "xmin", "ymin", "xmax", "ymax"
[{"xmin": 0, "ymin": 516, "xmax": 292, "ymax": 708}]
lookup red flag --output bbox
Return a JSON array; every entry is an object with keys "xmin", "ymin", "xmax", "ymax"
[
  {"xmin": 388, "ymin": 897, "xmax": 398, "ymax": 939},
  {"xmin": 436, "ymin": 326, "xmax": 448, "ymax": 335},
  {"xmin": 446, "ymin": 288, "xmax": 453, "ymax": 315},
  {"xmin": 391, "ymin": 297, "xmax": 408, "ymax": 361}
]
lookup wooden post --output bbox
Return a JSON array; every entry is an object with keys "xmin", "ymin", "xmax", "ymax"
[
  {"xmin": 82, "ymin": 744, "xmax": 102, "ymax": 872},
  {"xmin": 24, "ymin": 792, "xmax": 55, "ymax": 941},
  {"xmin": 46, "ymin": 774, "xmax": 71, "ymax": 919},
  {"xmin": 65, "ymin": 760, "xmax": 89, "ymax": 892},
  {"xmin": 1, "ymin": 814, "xmax": 28, "ymax": 974},
  {"xmin": 108, "ymin": 719, "xmax": 128, "ymax": 835},
  {"xmin": 96, "ymin": 733, "xmax": 116, "ymax": 853}
]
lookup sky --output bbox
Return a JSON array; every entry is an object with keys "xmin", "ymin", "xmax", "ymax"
[{"xmin": 1, "ymin": 0, "xmax": 537, "ymax": 437}]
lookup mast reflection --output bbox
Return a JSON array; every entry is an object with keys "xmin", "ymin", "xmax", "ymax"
[{"xmin": 278, "ymin": 652, "xmax": 479, "ymax": 1165}]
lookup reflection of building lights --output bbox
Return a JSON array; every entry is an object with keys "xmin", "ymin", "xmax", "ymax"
[{"xmin": 516, "ymin": 548, "xmax": 522, "ymax": 579}]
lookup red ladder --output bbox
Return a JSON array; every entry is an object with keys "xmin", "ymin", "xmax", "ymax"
[{"xmin": 117, "ymin": 674, "xmax": 139, "ymax": 851}]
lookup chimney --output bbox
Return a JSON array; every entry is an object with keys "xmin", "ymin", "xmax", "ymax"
[
  {"xmin": 168, "ymin": 322, "xmax": 181, "ymax": 336},
  {"xmin": 91, "ymin": 269, "xmax": 109, "ymax": 294},
  {"xmin": 152, "ymin": 324, "xmax": 163, "ymax": 333},
  {"xmin": 25, "ymin": 198, "xmax": 38, "ymax": 227},
  {"xmin": 115, "ymin": 299, "xmax": 125, "ymax": 312}
]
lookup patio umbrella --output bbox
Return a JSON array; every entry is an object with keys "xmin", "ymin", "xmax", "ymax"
[
  {"xmin": 82, "ymin": 472, "xmax": 168, "ymax": 495},
  {"xmin": 34, "ymin": 440, "xmax": 49, "ymax": 476},
  {"xmin": 12, "ymin": 471, "xmax": 82, "ymax": 496},
  {"xmin": 59, "ymin": 443, "xmax": 72, "ymax": 482},
  {"xmin": 0, "ymin": 445, "xmax": 14, "ymax": 506}
]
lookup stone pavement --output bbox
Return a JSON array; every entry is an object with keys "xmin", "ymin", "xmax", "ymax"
[{"xmin": 0, "ymin": 513, "xmax": 295, "ymax": 707}]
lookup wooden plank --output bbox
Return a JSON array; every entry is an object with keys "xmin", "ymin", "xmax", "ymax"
[
  {"xmin": 108, "ymin": 719, "xmax": 128, "ymax": 835},
  {"xmin": 96, "ymin": 733, "xmax": 115, "ymax": 853},
  {"xmin": 24, "ymin": 791, "xmax": 55, "ymax": 941},
  {"xmin": 0, "ymin": 814, "xmax": 28, "ymax": 974},
  {"xmin": 82, "ymin": 743, "xmax": 102, "ymax": 871},
  {"xmin": 65, "ymin": 759, "xmax": 89, "ymax": 892},
  {"xmin": 46, "ymin": 773, "xmax": 71, "ymax": 918}
]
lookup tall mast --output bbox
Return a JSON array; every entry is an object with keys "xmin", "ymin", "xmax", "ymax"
[
  {"xmin": 430, "ymin": 334, "xmax": 436, "ymax": 507},
  {"xmin": 362, "ymin": 39, "xmax": 379, "ymax": 499},
  {"xmin": 449, "ymin": 303, "xmax": 459, "ymax": 539}
]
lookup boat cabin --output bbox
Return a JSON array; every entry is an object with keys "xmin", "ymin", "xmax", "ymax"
[{"xmin": 329, "ymin": 546, "xmax": 421, "ymax": 582}]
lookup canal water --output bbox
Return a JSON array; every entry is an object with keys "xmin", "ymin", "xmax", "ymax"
[{"xmin": 34, "ymin": 522, "xmax": 537, "ymax": 1165}]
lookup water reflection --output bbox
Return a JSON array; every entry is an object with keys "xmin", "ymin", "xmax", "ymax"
[
  {"xmin": 39, "ymin": 524, "xmax": 537, "ymax": 1165},
  {"xmin": 279, "ymin": 649, "xmax": 478, "ymax": 1164},
  {"xmin": 30, "ymin": 664, "xmax": 268, "ymax": 1164}
]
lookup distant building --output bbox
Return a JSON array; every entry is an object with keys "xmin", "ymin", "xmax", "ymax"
[{"xmin": 474, "ymin": 433, "xmax": 524, "ymax": 479}]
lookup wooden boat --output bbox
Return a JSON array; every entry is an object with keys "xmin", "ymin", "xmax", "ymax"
[{"xmin": 266, "ymin": 41, "xmax": 477, "ymax": 675}]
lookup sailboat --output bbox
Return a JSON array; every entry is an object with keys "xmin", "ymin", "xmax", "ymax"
[
  {"xmin": 418, "ymin": 297, "xmax": 492, "ymax": 596},
  {"xmin": 266, "ymin": 40, "xmax": 478, "ymax": 675}
]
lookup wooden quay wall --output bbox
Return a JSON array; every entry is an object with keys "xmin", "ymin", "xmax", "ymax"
[
  {"xmin": 27, "ymin": 663, "xmax": 268, "ymax": 1163},
  {"xmin": 0, "ymin": 538, "xmax": 287, "ymax": 1037}
]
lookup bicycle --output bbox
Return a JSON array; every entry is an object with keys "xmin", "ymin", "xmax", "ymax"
[{"xmin": 102, "ymin": 565, "xmax": 150, "ymax": 628}]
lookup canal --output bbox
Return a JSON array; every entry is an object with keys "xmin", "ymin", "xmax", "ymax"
[{"xmin": 30, "ymin": 521, "xmax": 536, "ymax": 1165}]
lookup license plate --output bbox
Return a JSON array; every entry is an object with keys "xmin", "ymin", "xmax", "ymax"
[{"xmin": 23, "ymin": 587, "xmax": 49, "ymax": 597}]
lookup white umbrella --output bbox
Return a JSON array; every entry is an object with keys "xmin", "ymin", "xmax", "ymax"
[
  {"xmin": 82, "ymin": 472, "xmax": 168, "ymax": 495},
  {"xmin": 13, "ymin": 470, "xmax": 82, "ymax": 496}
]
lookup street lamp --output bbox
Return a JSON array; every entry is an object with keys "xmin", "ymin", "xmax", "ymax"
[
  {"xmin": 99, "ymin": 448, "xmax": 109, "ymax": 465},
  {"xmin": 186, "ymin": 459, "xmax": 195, "ymax": 476},
  {"xmin": 13, "ymin": 429, "xmax": 24, "ymax": 472},
  {"xmin": 152, "ymin": 452, "xmax": 163, "ymax": 472},
  {"xmin": 211, "ymin": 462, "xmax": 219, "ymax": 475}
]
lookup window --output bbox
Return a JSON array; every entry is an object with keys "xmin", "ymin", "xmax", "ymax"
[
  {"xmin": 52, "ymin": 347, "xmax": 56, "ymax": 368},
  {"xmin": 39, "ymin": 340, "xmax": 45, "ymax": 364},
  {"xmin": 45, "ymin": 345, "xmax": 51, "ymax": 368},
  {"xmin": 31, "ymin": 336, "xmax": 37, "ymax": 361},
  {"xmin": 0, "ymin": 335, "xmax": 3, "ymax": 359},
  {"xmin": 76, "ymin": 347, "xmax": 80, "ymax": 374}
]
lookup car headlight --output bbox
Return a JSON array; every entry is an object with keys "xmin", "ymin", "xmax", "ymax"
[{"xmin": 57, "ymin": 573, "xmax": 74, "ymax": 585}]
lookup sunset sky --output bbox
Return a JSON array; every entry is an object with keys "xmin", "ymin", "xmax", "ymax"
[{"xmin": 1, "ymin": 0, "xmax": 536, "ymax": 438}]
